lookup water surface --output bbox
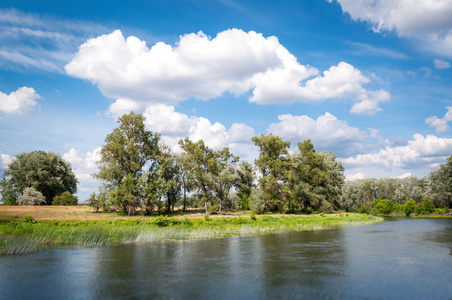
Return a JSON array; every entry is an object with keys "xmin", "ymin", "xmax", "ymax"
[{"xmin": 1, "ymin": 217, "xmax": 451, "ymax": 299}]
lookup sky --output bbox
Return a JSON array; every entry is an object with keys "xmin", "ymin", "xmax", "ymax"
[{"xmin": 1, "ymin": 0, "xmax": 452, "ymax": 201}]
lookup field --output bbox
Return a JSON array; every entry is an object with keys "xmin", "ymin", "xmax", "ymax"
[{"xmin": 0, "ymin": 206, "xmax": 383, "ymax": 255}]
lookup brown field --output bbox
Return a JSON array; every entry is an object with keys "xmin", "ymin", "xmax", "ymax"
[{"xmin": 0, "ymin": 206, "xmax": 252, "ymax": 222}]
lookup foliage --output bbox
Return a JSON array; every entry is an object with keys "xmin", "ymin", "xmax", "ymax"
[
  {"xmin": 52, "ymin": 192, "xmax": 78, "ymax": 206},
  {"xmin": 421, "ymin": 197, "xmax": 435, "ymax": 214},
  {"xmin": 17, "ymin": 187, "xmax": 46, "ymax": 206},
  {"xmin": 0, "ymin": 151, "xmax": 78, "ymax": 205},
  {"xmin": 403, "ymin": 199, "xmax": 416, "ymax": 216},
  {"xmin": 374, "ymin": 199, "xmax": 394, "ymax": 215},
  {"xmin": 249, "ymin": 188, "xmax": 266, "ymax": 214},
  {"xmin": 95, "ymin": 112, "xmax": 161, "ymax": 214}
]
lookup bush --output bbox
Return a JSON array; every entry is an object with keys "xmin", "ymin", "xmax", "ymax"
[
  {"xmin": 421, "ymin": 197, "xmax": 435, "ymax": 214},
  {"xmin": 208, "ymin": 204, "xmax": 219, "ymax": 212},
  {"xmin": 403, "ymin": 199, "xmax": 416, "ymax": 216},
  {"xmin": 238, "ymin": 194, "xmax": 250, "ymax": 210},
  {"xmin": 249, "ymin": 188, "xmax": 266, "ymax": 214},
  {"xmin": 374, "ymin": 199, "xmax": 394, "ymax": 215},
  {"xmin": 320, "ymin": 201, "xmax": 334, "ymax": 214},
  {"xmin": 17, "ymin": 187, "xmax": 46, "ymax": 206},
  {"xmin": 52, "ymin": 192, "xmax": 78, "ymax": 206},
  {"xmin": 250, "ymin": 212, "xmax": 256, "ymax": 221}
]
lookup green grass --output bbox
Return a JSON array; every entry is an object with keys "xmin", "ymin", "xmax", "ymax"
[{"xmin": 0, "ymin": 213, "xmax": 382, "ymax": 255}]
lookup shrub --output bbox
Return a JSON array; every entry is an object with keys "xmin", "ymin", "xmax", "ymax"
[
  {"xmin": 238, "ymin": 194, "xmax": 250, "ymax": 210},
  {"xmin": 421, "ymin": 197, "xmax": 435, "ymax": 214},
  {"xmin": 250, "ymin": 212, "xmax": 256, "ymax": 221},
  {"xmin": 320, "ymin": 201, "xmax": 334, "ymax": 214},
  {"xmin": 208, "ymin": 204, "xmax": 219, "ymax": 212},
  {"xmin": 23, "ymin": 215, "xmax": 37, "ymax": 224},
  {"xmin": 17, "ymin": 187, "xmax": 46, "ymax": 206},
  {"xmin": 249, "ymin": 188, "xmax": 266, "ymax": 214},
  {"xmin": 374, "ymin": 199, "xmax": 394, "ymax": 215},
  {"xmin": 403, "ymin": 199, "xmax": 416, "ymax": 216},
  {"xmin": 204, "ymin": 214, "xmax": 210, "ymax": 221},
  {"xmin": 52, "ymin": 191, "xmax": 78, "ymax": 206}
]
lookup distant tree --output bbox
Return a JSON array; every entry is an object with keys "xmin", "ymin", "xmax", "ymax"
[
  {"xmin": 0, "ymin": 151, "xmax": 78, "ymax": 205},
  {"xmin": 425, "ymin": 155, "xmax": 452, "ymax": 208},
  {"xmin": 421, "ymin": 197, "xmax": 435, "ymax": 214},
  {"xmin": 17, "ymin": 187, "xmax": 46, "ymax": 206},
  {"xmin": 374, "ymin": 199, "xmax": 394, "ymax": 215},
  {"xmin": 52, "ymin": 191, "xmax": 78, "ymax": 206}
]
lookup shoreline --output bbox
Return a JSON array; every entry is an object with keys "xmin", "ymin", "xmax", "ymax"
[{"xmin": 0, "ymin": 212, "xmax": 382, "ymax": 255}]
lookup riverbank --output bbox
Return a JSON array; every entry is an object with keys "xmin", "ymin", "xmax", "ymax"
[{"xmin": 0, "ymin": 212, "xmax": 382, "ymax": 255}]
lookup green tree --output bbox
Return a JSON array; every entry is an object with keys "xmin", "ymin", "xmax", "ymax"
[
  {"xmin": 421, "ymin": 197, "xmax": 435, "ymax": 214},
  {"xmin": 179, "ymin": 138, "xmax": 216, "ymax": 212},
  {"xmin": 53, "ymin": 191, "xmax": 78, "ymax": 206},
  {"xmin": 175, "ymin": 153, "xmax": 194, "ymax": 212},
  {"xmin": 95, "ymin": 112, "xmax": 161, "ymax": 214},
  {"xmin": 236, "ymin": 161, "xmax": 255, "ymax": 210},
  {"xmin": 0, "ymin": 151, "xmax": 78, "ymax": 205},
  {"xmin": 403, "ymin": 198, "xmax": 416, "ymax": 216},
  {"xmin": 374, "ymin": 199, "xmax": 394, "ymax": 215},
  {"xmin": 17, "ymin": 187, "xmax": 46, "ymax": 206},
  {"xmin": 425, "ymin": 155, "xmax": 452, "ymax": 208},
  {"xmin": 252, "ymin": 133, "xmax": 292, "ymax": 211}
]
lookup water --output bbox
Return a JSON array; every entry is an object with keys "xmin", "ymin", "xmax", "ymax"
[{"xmin": 1, "ymin": 217, "xmax": 451, "ymax": 299}]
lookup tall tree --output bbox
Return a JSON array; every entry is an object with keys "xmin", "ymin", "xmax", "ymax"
[
  {"xmin": 252, "ymin": 133, "xmax": 292, "ymax": 211},
  {"xmin": 179, "ymin": 138, "xmax": 216, "ymax": 212},
  {"xmin": 95, "ymin": 112, "xmax": 161, "ymax": 214},
  {"xmin": 0, "ymin": 151, "xmax": 77, "ymax": 205}
]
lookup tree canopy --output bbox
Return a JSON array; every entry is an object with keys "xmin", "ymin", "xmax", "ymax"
[{"xmin": 0, "ymin": 151, "xmax": 78, "ymax": 205}]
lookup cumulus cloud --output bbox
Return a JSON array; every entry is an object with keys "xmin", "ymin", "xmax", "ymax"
[
  {"xmin": 266, "ymin": 112, "xmax": 373, "ymax": 156},
  {"xmin": 345, "ymin": 172, "xmax": 365, "ymax": 181},
  {"xmin": 425, "ymin": 106, "xmax": 452, "ymax": 133},
  {"xmin": 433, "ymin": 59, "xmax": 451, "ymax": 69},
  {"xmin": 142, "ymin": 104, "xmax": 257, "ymax": 161},
  {"xmin": 0, "ymin": 152, "xmax": 13, "ymax": 169},
  {"xmin": 342, "ymin": 134, "xmax": 452, "ymax": 171},
  {"xmin": 66, "ymin": 29, "xmax": 389, "ymax": 113},
  {"xmin": 328, "ymin": 0, "xmax": 452, "ymax": 58},
  {"xmin": 63, "ymin": 147, "xmax": 101, "ymax": 183},
  {"xmin": 0, "ymin": 87, "xmax": 40, "ymax": 116}
]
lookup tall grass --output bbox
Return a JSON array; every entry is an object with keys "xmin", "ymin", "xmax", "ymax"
[{"xmin": 0, "ymin": 213, "xmax": 382, "ymax": 255}]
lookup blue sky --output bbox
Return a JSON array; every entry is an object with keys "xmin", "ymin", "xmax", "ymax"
[{"xmin": 1, "ymin": 0, "xmax": 452, "ymax": 201}]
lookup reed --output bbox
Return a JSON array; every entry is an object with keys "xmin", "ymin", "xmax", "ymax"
[{"xmin": 0, "ymin": 213, "xmax": 382, "ymax": 255}]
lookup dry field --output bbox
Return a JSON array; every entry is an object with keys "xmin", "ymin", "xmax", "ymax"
[{"xmin": 0, "ymin": 206, "xmax": 252, "ymax": 222}]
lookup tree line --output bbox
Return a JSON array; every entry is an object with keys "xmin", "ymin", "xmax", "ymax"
[
  {"xmin": 1, "ymin": 111, "xmax": 452, "ymax": 216},
  {"xmin": 88, "ymin": 112, "xmax": 345, "ymax": 215}
]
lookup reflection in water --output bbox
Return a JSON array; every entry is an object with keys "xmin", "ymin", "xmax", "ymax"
[{"xmin": 0, "ymin": 218, "xmax": 451, "ymax": 299}]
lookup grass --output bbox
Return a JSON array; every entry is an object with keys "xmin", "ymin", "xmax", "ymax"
[{"xmin": 0, "ymin": 211, "xmax": 383, "ymax": 255}]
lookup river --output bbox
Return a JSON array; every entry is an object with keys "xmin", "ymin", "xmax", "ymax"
[{"xmin": 1, "ymin": 217, "xmax": 451, "ymax": 299}]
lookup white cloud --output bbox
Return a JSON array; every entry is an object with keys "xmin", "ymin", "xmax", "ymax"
[
  {"xmin": 425, "ymin": 106, "xmax": 452, "ymax": 133},
  {"xmin": 345, "ymin": 172, "xmax": 365, "ymax": 181},
  {"xmin": 63, "ymin": 147, "xmax": 101, "ymax": 183},
  {"xmin": 329, "ymin": 0, "xmax": 452, "ymax": 58},
  {"xmin": 267, "ymin": 112, "xmax": 372, "ymax": 156},
  {"xmin": 397, "ymin": 172, "xmax": 413, "ymax": 179},
  {"xmin": 62, "ymin": 147, "xmax": 101, "ymax": 201},
  {"xmin": 433, "ymin": 59, "xmax": 451, "ymax": 69},
  {"xmin": 0, "ymin": 152, "xmax": 13, "ymax": 169},
  {"xmin": 342, "ymin": 134, "xmax": 452, "ymax": 171},
  {"xmin": 142, "ymin": 104, "xmax": 256, "ymax": 160},
  {"xmin": 0, "ymin": 87, "xmax": 40, "ymax": 116},
  {"xmin": 66, "ymin": 29, "xmax": 389, "ymax": 113}
]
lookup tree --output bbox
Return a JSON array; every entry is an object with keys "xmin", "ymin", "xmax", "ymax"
[
  {"xmin": 403, "ymin": 198, "xmax": 416, "ymax": 216},
  {"xmin": 252, "ymin": 133, "xmax": 292, "ymax": 211},
  {"xmin": 17, "ymin": 187, "xmax": 46, "ymax": 206},
  {"xmin": 175, "ymin": 153, "xmax": 194, "ymax": 212},
  {"xmin": 53, "ymin": 191, "xmax": 78, "ymax": 206},
  {"xmin": 95, "ymin": 112, "xmax": 161, "ymax": 214},
  {"xmin": 425, "ymin": 155, "xmax": 452, "ymax": 208},
  {"xmin": 236, "ymin": 161, "xmax": 255, "ymax": 210},
  {"xmin": 0, "ymin": 151, "xmax": 78, "ymax": 205},
  {"xmin": 179, "ymin": 138, "xmax": 216, "ymax": 212}
]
